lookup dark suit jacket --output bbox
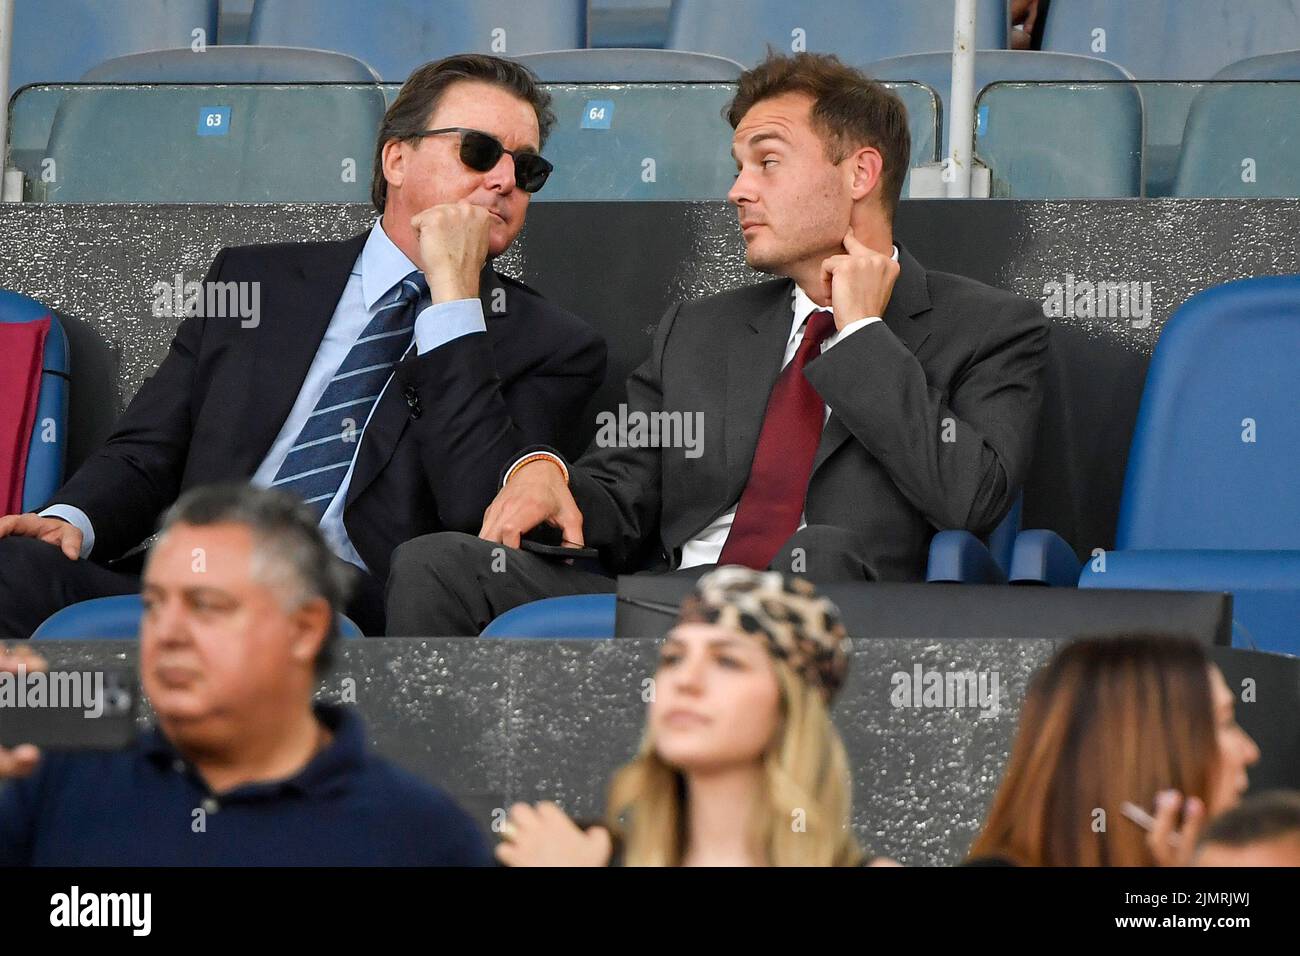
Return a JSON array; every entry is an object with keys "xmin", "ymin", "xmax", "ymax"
[
  {"xmin": 46, "ymin": 231, "xmax": 606, "ymax": 581},
  {"xmin": 530, "ymin": 243, "xmax": 1047, "ymax": 581}
]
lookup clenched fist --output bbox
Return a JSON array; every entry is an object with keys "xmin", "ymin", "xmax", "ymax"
[
  {"xmin": 0, "ymin": 513, "xmax": 83, "ymax": 560},
  {"xmin": 819, "ymin": 230, "xmax": 900, "ymax": 331},
  {"xmin": 410, "ymin": 202, "xmax": 494, "ymax": 303}
]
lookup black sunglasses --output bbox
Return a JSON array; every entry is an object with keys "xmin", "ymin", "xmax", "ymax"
[{"xmin": 413, "ymin": 127, "xmax": 553, "ymax": 193}]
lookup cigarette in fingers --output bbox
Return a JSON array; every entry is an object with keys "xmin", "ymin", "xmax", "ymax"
[{"xmin": 1121, "ymin": 800, "xmax": 1183, "ymax": 847}]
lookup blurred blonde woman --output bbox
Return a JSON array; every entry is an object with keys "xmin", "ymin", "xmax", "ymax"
[{"xmin": 496, "ymin": 567, "xmax": 891, "ymax": 867}]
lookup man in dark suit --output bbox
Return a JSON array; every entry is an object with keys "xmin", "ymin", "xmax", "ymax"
[
  {"xmin": 384, "ymin": 52, "xmax": 1048, "ymax": 635},
  {"xmin": 0, "ymin": 54, "xmax": 605, "ymax": 637}
]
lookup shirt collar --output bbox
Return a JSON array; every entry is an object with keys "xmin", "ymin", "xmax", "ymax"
[
  {"xmin": 790, "ymin": 243, "xmax": 900, "ymax": 342},
  {"xmin": 360, "ymin": 218, "xmax": 423, "ymax": 311},
  {"xmin": 142, "ymin": 702, "xmax": 367, "ymax": 800}
]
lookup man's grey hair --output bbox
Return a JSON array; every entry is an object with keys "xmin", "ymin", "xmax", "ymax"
[{"xmin": 154, "ymin": 483, "xmax": 356, "ymax": 672}]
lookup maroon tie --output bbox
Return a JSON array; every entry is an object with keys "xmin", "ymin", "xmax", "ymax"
[{"xmin": 719, "ymin": 309, "xmax": 837, "ymax": 569}]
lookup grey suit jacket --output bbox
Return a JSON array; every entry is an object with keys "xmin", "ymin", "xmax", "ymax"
[{"xmin": 538, "ymin": 243, "xmax": 1048, "ymax": 581}]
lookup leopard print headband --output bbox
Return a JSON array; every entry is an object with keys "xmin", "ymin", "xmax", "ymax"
[{"xmin": 677, "ymin": 566, "xmax": 851, "ymax": 703}]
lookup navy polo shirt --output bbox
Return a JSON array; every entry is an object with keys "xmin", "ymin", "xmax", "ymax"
[{"xmin": 0, "ymin": 704, "xmax": 492, "ymax": 866}]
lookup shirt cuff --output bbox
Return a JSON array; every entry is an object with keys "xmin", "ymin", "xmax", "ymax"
[
  {"xmin": 38, "ymin": 504, "xmax": 94, "ymax": 559},
  {"xmin": 413, "ymin": 298, "xmax": 487, "ymax": 355},
  {"xmin": 837, "ymin": 316, "xmax": 882, "ymax": 340},
  {"xmin": 502, "ymin": 451, "xmax": 568, "ymax": 488}
]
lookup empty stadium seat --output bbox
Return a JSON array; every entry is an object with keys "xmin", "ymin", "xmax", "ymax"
[
  {"xmin": 885, "ymin": 82, "xmax": 942, "ymax": 174},
  {"xmin": 513, "ymin": 67, "xmax": 935, "ymax": 200},
  {"xmin": 666, "ymin": 0, "xmax": 1008, "ymax": 67},
  {"xmin": 1078, "ymin": 552, "xmax": 1300, "ymax": 651},
  {"xmin": 866, "ymin": 49, "xmax": 1133, "ymax": 141},
  {"xmin": 588, "ymin": 0, "xmax": 673, "ymax": 49},
  {"xmin": 31, "ymin": 594, "xmax": 365, "ymax": 639},
  {"xmin": 247, "ymin": 0, "xmax": 587, "ymax": 82},
  {"xmin": 1041, "ymin": 0, "xmax": 1300, "ymax": 79},
  {"xmin": 926, "ymin": 493, "xmax": 1022, "ymax": 584},
  {"xmin": 1041, "ymin": 0, "xmax": 1300, "ymax": 195},
  {"xmin": 1173, "ymin": 70, "xmax": 1300, "ymax": 197},
  {"xmin": 40, "ymin": 80, "xmax": 386, "ymax": 202},
  {"xmin": 1011, "ymin": 275, "xmax": 1300, "ymax": 653},
  {"xmin": 867, "ymin": 50, "xmax": 1141, "ymax": 197},
  {"xmin": 480, "ymin": 594, "xmax": 617, "ymax": 638},
  {"xmin": 7, "ymin": 0, "xmax": 218, "ymax": 92},
  {"xmin": 79, "ymin": 45, "xmax": 383, "ymax": 83},
  {"xmin": 516, "ymin": 48, "xmax": 743, "ymax": 82},
  {"xmin": 526, "ymin": 78, "xmax": 738, "ymax": 201},
  {"xmin": 0, "ymin": 291, "xmax": 68, "ymax": 511},
  {"xmin": 1212, "ymin": 48, "xmax": 1300, "ymax": 81},
  {"xmin": 515, "ymin": 52, "xmax": 745, "ymax": 200}
]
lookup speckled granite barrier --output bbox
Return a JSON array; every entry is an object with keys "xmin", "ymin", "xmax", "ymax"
[{"xmin": 25, "ymin": 639, "xmax": 1300, "ymax": 867}]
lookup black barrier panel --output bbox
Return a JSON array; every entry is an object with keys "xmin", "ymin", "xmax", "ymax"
[
  {"xmin": 14, "ymin": 640, "xmax": 1300, "ymax": 867},
  {"xmin": 2, "ymin": 200, "xmax": 1298, "ymax": 557},
  {"xmin": 616, "ymin": 579, "xmax": 1233, "ymax": 645}
]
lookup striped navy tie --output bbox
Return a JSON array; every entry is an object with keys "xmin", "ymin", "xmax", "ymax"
[{"xmin": 271, "ymin": 270, "xmax": 427, "ymax": 517}]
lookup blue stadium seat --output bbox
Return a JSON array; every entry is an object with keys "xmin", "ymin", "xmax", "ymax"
[
  {"xmin": 866, "ymin": 49, "xmax": 1134, "ymax": 141},
  {"xmin": 666, "ymin": 0, "xmax": 1009, "ymax": 67},
  {"xmin": 867, "ymin": 50, "xmax": 1141, "ymax": 197},
  {"xmin": 8, "ymin": 0, "xmax": 218, "ymax": 92},
  {"xmin": 0, "ymin": 291, "xmax": 69, "ymax": 511},
  {"xmin": 480, "ymin": 594, "xmax": 617, "ymax": 638},
  {"xmin": 79, "ymin": 45, "xmax": 383, "ymax": 83},
  {"xmin": 1172, "ymin": 57, "xmax": 1300, "ymax": 197},
  {"xmin": 926, "ymin": 493, "xmax": 1022, "ymax": 584},
  {"xmin": 526, "ymin": 75, "xmax": 738, "ymax": 201},
  {"xmin": 884, "ymin": 82, "xmax": 942, "ymax": 175},
  {"xmin": 1012, "ymin": 275, "xmax": 1300, "ymax": 653},
  {"xmin": 41, "ymin": 78, "xmax": 387, "ymax": 201},
  {"xmin": 1041, "ymin": 0, "xmax": 1300, "ymax": 79},
  {"xmin": 516, "ymin": 48, "xmax": 743, "ymax": 82},
  {"xmin": 31, "ymin": 594, "xmax": 365, "ymax": 639},
  {"xmin": 1212, "ymin": 49, "xmax": 1300, "ymax": 81},
  {"xmin": 1077, "ymin": 552, "xmax": 1300, "ymax": 651},
  {"xmin": 588, "ymin": 0, "xmax": 673, "ymax": 49},
  {"xmin": 1041, "ymin": 0, "xmax": 1300, "ymax": 195},
  {"xmin": 247, "ymin": 0, "xmax": 587, "ymax": 81}
]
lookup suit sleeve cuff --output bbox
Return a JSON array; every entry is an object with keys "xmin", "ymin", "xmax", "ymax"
[
  {"xmin": 501, "ymin": 451, "xmax": 568, "ymax": 488},
  {"xmin": 38, "ymin": 504, "xmax": 95, "ymax": 559},
  {"xmin": 413, "ymin": 298, "xmax": 487, "ymax": 355},
  {"xmin": 837, "ymin": 316, "xmax": 882, "ymax": 340}
]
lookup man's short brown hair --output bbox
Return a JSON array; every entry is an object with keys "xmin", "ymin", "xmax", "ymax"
[
  {"xmin": 726, "ymin": 51, "xmax": 911, "ymax": 218},
  {"xmin": 371, "ymin": 53, "xmax": 555, "ymax": 212}
]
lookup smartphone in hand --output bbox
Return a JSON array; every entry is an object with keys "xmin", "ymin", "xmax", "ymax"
[{"xmin": 0, "ymin": 666, "xmax": 139, "ymax": 751}]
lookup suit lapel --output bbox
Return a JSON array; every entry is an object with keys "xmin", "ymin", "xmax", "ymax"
[
  {"xmin": 811, "ymin": 242, "xmax": 933, "ymax": 474},
  {"xmin": 345, "ymin": 262, "xmax": 507, "ymax": 509},
  {"xmin": 244, "ymin": 232, "xmax": 368, "ymax": 470},
  {"xmin": 725, "ymin": 280, "xmax": 797, "ymax": 479}
]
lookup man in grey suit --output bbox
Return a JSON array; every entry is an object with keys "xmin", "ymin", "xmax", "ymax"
[{"xmin": 385, "ymin": 52, "xmax": 1049, "ymax": 635}]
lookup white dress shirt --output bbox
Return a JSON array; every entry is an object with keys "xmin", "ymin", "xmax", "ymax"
[{"xmin": 43, "ymin": 220, "xmax": 486, "ymax": 570}]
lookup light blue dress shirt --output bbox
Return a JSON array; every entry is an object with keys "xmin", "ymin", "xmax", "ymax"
[{"xmin": 43, "ymin": 220, "xmax": 487, "ymax": 571}]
